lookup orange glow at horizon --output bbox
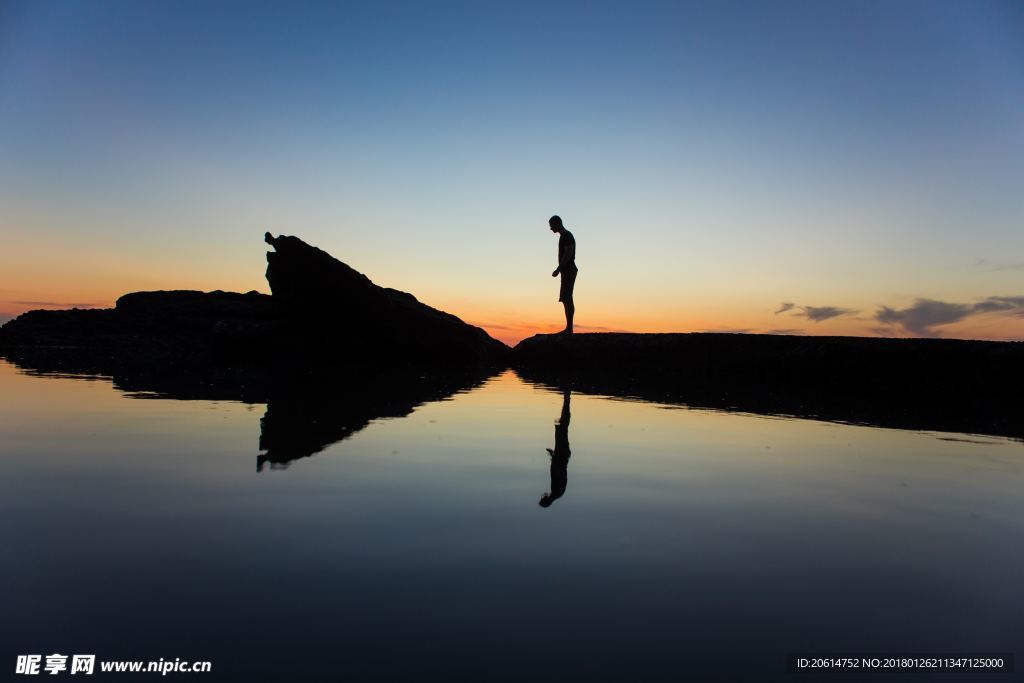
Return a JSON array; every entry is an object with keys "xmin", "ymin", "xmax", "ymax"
[{"xmin": 3, "ymin": 274, "xmax": 1024, "ymax": 346}]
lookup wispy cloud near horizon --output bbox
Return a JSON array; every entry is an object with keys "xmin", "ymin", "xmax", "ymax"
[
  {"xmin": 975, "ymin": 258, "xmax": 1024, "ymax": 273},
  {"xmin": 774, "ymin": 302, "xmax": 795, "ymax": 315},
  {"xmin": 775, "ymin": 301, "xmax": 857, "ymax": 323},
  {"xmin": 10, "ymin": 300, "xmax": 103, "ymax": 309},
  {"xmin": 875, "ymin": 296, "xmax": 1024, "ymax": 337},
  {"xmin": 799, "ymin": 305, "xmax": 857, "ymax": 322},
  {"xmin": 700, "ymin": 327, "xmax": 753, "ymax": 334}
]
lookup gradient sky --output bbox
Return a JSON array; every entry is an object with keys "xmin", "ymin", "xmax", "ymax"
[{"xmin": 1, "ymin": 0, "xmax": 1022, "ymax": 344}]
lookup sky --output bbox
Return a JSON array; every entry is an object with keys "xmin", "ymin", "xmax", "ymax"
[{"xmin": 1, "ymin": 0, "xmax": 1022, "ymax": 345}]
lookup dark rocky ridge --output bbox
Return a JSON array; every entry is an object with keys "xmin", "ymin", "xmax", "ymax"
[
  {"xmin": 264, "ymin": 233, "xmax": 507, "ymax": 365},
  {"xmin": 513, "ymin": 332, "xmax": 1024, "ymax": 439},
  {"xmin": 0, "ymin": 290, "xmax": 274, "ymax": 373},
  {"xmin": 0, "ymin": 234, "xmax": 508, "ymax": 371}
]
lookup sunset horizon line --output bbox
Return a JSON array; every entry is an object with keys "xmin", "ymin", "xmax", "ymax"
[{"xmin": 3, "ymin": 291, "xmax": 1022, "ymax": 347}]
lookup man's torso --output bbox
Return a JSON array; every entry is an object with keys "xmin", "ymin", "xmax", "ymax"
[{"xmin": 558, "ymin": 230, "xmax": 578, "ymax": 272}]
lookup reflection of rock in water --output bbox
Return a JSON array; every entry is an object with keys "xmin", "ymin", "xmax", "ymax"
[
  {"xmin": 0, "ymin": 349, "xmax": 494, "ymax": 472},
  {"xmin": 258, "ymin": 369, "xmax": 489, "ymax": 471}
]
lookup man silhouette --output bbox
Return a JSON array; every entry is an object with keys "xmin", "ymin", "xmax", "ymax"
[{"xmin": 549, "ymin": 215, "xmax": 578, "ymax": 334}]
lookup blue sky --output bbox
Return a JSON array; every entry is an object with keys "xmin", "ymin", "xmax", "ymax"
[{"xmin": 1, "ymin": 0, "xmax": 1022, "ymax": 342}]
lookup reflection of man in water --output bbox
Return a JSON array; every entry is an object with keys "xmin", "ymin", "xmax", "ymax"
[
  {"xmin": 549, "ymin": 215, "xmax": 577, "ymax": 335},
  {"xmin": 540, "ymin": 388, "xmax": 572, "ymax": 508}
]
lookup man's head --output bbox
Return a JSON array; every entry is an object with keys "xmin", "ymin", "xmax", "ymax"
[{"xmin": 548, "ymin": 215, "xmax": 563, "ymax": 233}]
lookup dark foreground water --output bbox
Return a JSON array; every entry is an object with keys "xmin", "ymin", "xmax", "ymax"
[{"xmin": 1, "ymin": 359, "xmax": 1022, "ymax": 681}]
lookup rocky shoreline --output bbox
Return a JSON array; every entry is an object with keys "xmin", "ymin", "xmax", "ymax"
[
  {"xmin": 512, "ymin": 332, "xmax": 1023, "ymax": 439},
  {"xmin": 2, "ymin": 234, "xmax": 1021, "ymax": 441}
]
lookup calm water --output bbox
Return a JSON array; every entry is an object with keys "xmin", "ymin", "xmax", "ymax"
[{"xmin": 1, "ymin": 359, "xmax": 1022, "ymax": 681}]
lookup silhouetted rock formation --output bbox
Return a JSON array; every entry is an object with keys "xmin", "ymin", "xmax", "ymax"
[
  {"xmin": 0, "ymin": 234, "xmax": 508, "ymax": 371},
  {"xmin": 514, "ymin": 332, "xmax": 1024, "ymax": 440},
  {"xmin": 264, "ymin": 232, "xmax": 507, "ymax": 366},
  {"xmin": 0, "ymin": 290, "xmax": 274, "ymax": 373}
]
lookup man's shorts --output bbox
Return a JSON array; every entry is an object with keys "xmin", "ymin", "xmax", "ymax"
[{"xmin": 559, "ymin": 268, "xmax": 578, "ymax": 303}]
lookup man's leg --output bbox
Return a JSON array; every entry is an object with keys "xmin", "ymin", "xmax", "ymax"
[{"xmin": 558, "ymin": 270, "xmax": 576, "ymax": 334}]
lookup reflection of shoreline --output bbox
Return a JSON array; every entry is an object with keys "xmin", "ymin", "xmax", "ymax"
[
  {"xmin": 540, "ymin": 387, "xmax": 572, "ymax": 508},
  {"xmin": 7, "ymin": 341, "xmax": 1021, "ymax": 464},
  {"xmin": 513, "ymin": 364, "xmax": 1024, "ymax": 443}
]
